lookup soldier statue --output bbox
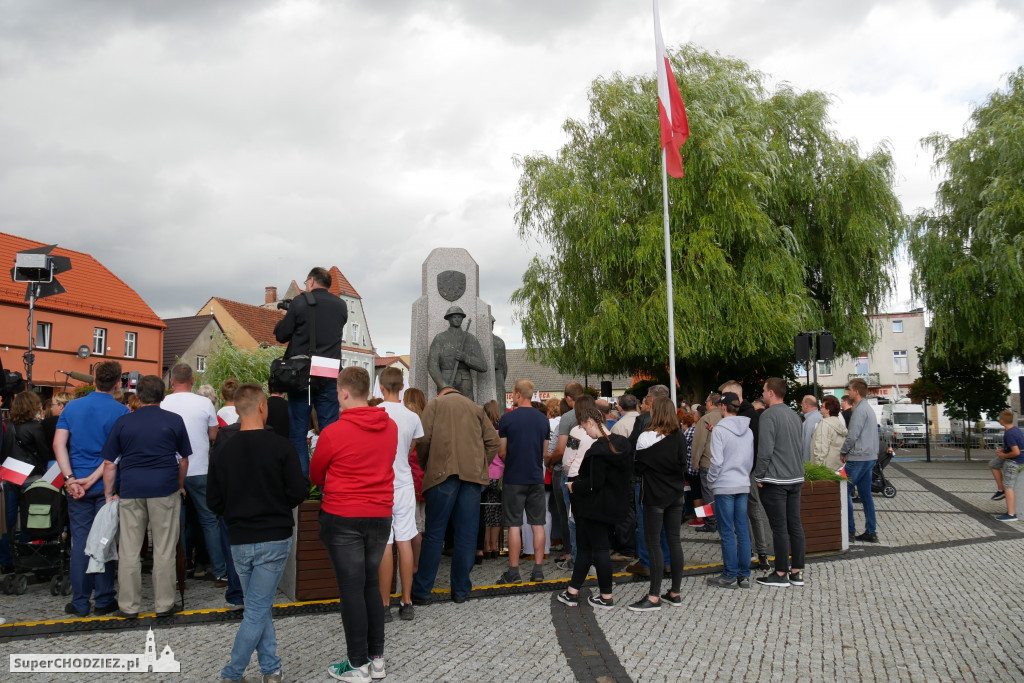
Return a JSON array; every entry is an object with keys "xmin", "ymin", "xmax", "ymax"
[
  {"xmin": 428, "ymin": 306, "xmax": 487, "ymax": 402},
  {"xmin": 491, "ymin": 316, "xmax": 507, "ymax": 406}
]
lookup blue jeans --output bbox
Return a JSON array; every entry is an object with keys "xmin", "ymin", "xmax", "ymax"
[
  {"xmin": 221, "ymin": 538, "xmax": 292, "ymax": 680},
  {"xmin": 715, "ymin": 493, "xmax": 751, "ymax": 578},
  {"xmin": 67, "ymin": 489, "xmax": 116, "ymax": 613},
  {"xmin": 288, "ymin": 379, "xmax": 339, "ymax": 478},
  {"xmin": 846, "ymin": 459, "xmax": 877, "ymax": 535},
  {"xmin": 559, "ymin": 471, "xmax": 577, "ymax": 562},
  {"xmin": 634, "ymin": 482, "xmax": 670, "ymax": 569},
  {"xmin": 220, "ymin": 517, "xmax": 243, "ymax": 606},
  {"xmin": 412, "ymin": 476, "xmax": 482, "ymax": 601},
  {"xmin": 184, "ymin": 475, "xmax": 227, "ymax": 578}
]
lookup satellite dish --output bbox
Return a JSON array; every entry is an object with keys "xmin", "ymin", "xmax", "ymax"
[{"xmin": 77, "ymin": 345, "xmax": 91, "ymax": 359}]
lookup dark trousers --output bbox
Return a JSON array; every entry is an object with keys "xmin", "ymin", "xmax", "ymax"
[
  {"xmin": 550, "ymin": 467, "xmax": 570, "ymax": 548},
  {"xmin": 219, "ymin": 517, "xmax": 243, "ymax": 605},
  {"xmin": 759, "ymin": 483, "xmax": 805, "ymax": 574},
  {"xmin": 569, "ymin": 517, "xmax": 613, "ymax": 595},
  {"xmin": 643, "ymin": 497, "xmax": 684, "ymax": 596},
  {"xmin": 318, "ymin": 512, "xmax": 391, "ymax": 667},
  {"xmin": 67, "ymin": 489, "xmax": 117, "ymax": 613}
]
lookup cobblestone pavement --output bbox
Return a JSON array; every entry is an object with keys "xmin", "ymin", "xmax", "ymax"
[{"xmin": 3, "ymin": 459, "xmax": 1024, "ymax": 681}]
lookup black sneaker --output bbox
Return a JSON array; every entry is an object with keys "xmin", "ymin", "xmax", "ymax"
[
  {"xmin": 695, "ymin": 523, "xmax": 718, "ymax": 534},
  {"xmin": 705, "ymin": 574, "xmax": 738, "ymax": 589},
  {"xmin": 114, "ymin": 609, "xmax": 139, "ymax": 619},
  {"xmin": 556, "ymin": 589, "xmax": 578, "ymax": 607},
  {"xmin": 93, "ymin": 603, "xmax": 119, "ymax": 616},
  {"xmin": 992, "ymin": 490, "xmax": 1006, "ymax": 501},
  {"xmin": 737, "ymin": 577, "xmax": 751, "ymax": 589},
  {"xmin": 64, "ymin": 603, "xmax": 89, "ymax": 617},
  {"xmin": 383, "ymin": 605, "xmax": 393, "ymax": 623},
  {"xmin": 496, "ymin": 568, "xmax": 522, "ymax": 585},
  {"xmin": 156, "ymin": 604, "xmax": 183, "ymax": 618},
  {"xmin": 410, "ymin": 594, "xmax": 431, "ymax": 606},
  {"xmin": 789, "ymin": 570, "xmax": 804, "ymax": 586},
  {"xmin": 398, "ymin": 602, "xmax": 414, "ymax": 621},
  {"xmin": 756, "ymin": 572, "xmax": 791, "ymax": 588},
  {"xmin": 750, "ymin": 554, "xmax": 771, "ymax": 571},
  {"xmin": 555, "ymin": 558, "xmax": 575, "ymax": 571},
  {"xmin": 627, "ymin": 596, "xmax": 661, "ymax": 612},
  {"xmin": 529, "ymin": 566, "xmax": 545, "ymax": 582},
  {"xmin": 855, "ymin": 532, "xmax": 879, "ymax": 543},
  {"xmin": 587, "ymin": 594, "xmax": 614, "ymax": 610},
  {"xmin": 660, "ymin": 592, "xmax": 682, "ymax": 606}
]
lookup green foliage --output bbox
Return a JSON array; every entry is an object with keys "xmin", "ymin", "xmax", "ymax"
[
  {"xmin": 804, "ymin": 462, "xmax": 846, "ymax": 482},
  {"xmin": 907, "ymin": 376, "xmax": 943, "ymax": 405},
  {"xmin": 74, "ymin": 384, "xmax": 95, "ymax": 398},
  {"xmin": 195, "ymin": 340, "xmax": 285, "ymax": 393},
  {"xmin": 512, "ymin": 45, "xmax": 905, "ymax": 398},
  {"xmin": 910, "ymin": 68, "xmax": 1024, "ymax": 363},
  {"xmin": 922, "ymin": 361, "xmax": 1008, "ymax": 461}
]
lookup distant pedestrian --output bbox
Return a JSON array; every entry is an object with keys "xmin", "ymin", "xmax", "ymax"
[
  {"xmin": 811, "ymin": 396, "xmax": 848, "ymax": 471},
  {"xmin": 840, "ymin": 395, "xmax": 854, "ymax": 427},
  {"xmin": 840, "ymin": 378, "xmax": 879, "ymax": 543},
  {"xmin": 989, "ymin": 409, "xmax": 1024, "ymax": 522},
  {"xmin": 688, "ymin": 393, "xmax": 723, "ymax": 533},
  {"xmin": 753, "ymin": 378, "xmax": 806, "ymax": 588},
  {"xmin": 800, "ymin": 395, "xmax": 821, "ymax": 462}
]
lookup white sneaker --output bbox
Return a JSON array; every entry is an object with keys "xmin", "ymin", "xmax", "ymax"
[
  {"xmin": 327, "ymin": 660, "xmax": 371, "ymax": 682},
  {"xmin": 370, "ymin": 657, "xmax": 386, "ymax": 680}
]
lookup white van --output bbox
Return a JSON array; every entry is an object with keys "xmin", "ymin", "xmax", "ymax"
[{"xmin": 880, "ymin": 403, "xmax": 927, "ymax": 446}]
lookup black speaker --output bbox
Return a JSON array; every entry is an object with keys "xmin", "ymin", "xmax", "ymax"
[
  {"xmin": 600, "ymin": 380, "xmax": 612, "ymax": 397},
  {"xmin": 818, "ymin": 332, "xmax": 835, "ymax": 361},
  {"xmin": 794, "ymin": 333, "xmax": 811, "ymax": 362},
  {"xmin": 1018, "ymin": 376, "xmax": 1023, "ymax": 398}
]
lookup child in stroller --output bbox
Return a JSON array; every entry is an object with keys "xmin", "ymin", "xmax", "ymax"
[{"xmin": 1, "ymin": 476, "xmax": 70, "ymax": 596}]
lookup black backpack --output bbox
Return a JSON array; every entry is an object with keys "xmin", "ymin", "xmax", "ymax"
[{"xmin": 270, "ymin": 291, "xmax": 317, "ymax": 394}]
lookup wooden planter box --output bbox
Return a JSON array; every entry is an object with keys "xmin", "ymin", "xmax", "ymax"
[
  {"xmin": 279, "ymin": 500, "xmax": 338, "ymax": 602},
  {"xmin": 800, "ymin": 480, "xmax": 849, "ymax": 554}
]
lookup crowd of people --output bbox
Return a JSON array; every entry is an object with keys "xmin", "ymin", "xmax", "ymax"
[{"xmin": 0, "ymin": 266, "xmax": 903, "ymax": 680}]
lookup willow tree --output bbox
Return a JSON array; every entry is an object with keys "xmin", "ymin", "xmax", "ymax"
[
  {"xmin": 910, "ymin": 68, "xmax": 1024, "ymax": 364},
  {"xmin": 512, "ymin": 45, "xmax": 904, "ymax": 396}
]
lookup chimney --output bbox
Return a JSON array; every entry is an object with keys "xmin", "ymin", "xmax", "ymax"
[{"xmin": 265, "ymin": 286, "xmax": 277, "ymax": 304}]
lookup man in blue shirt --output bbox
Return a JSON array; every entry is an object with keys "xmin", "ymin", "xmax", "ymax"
[
  {"xmin": 990, "ymin": 409, "xmax": 1024, "ymax": 522},
  {"xmin": 102, "ymin": 375, "xmax": 191, "ymax": 617},
  {"xmin": 53, "ymin": 361, "xmax": 129, "ymax": 617},
  {"xmin": 496, "ymin": 378, "xmax": 550, "ymax": 585}
]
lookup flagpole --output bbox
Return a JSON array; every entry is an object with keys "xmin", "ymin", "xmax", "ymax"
[{"xmin": 661, "ymin": 148, "xmax": 677, "ymax": 407}]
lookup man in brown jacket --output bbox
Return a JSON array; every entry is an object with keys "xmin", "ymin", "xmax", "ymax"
[
  {"xmin": 690, "ymin": 393, "xmax": 723, "ymax": 533},
  {"xmin": 411, "ymin": 387, "xmax": 500, "ymax": 604}
]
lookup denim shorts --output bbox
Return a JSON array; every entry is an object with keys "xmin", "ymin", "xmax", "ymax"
[{"xmin": 991, "ymin": 456, "xmax": 1023, "ymax": 489}]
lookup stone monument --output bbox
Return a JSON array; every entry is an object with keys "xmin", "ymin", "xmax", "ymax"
[
  {"xmin": 491, "ymin": 316, "xmax": 507, "ymax": 406},
  {"xmin": 411, "ymin": 248, "xmax": 496, "ymax": 404}
]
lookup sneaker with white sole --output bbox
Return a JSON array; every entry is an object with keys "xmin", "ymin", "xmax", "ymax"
[
  {"xmin": 555, "ymin": 558, "xmax": 575, "ymax": 571},
  {"xmin": 369, "ymin": 657, "xmax": 385, "ymax": 680},
  {"xmin": 736, "ymin": 577, "xmax": 751, "ymax": 589},
  {"xmin": 627, "ymin": 596, "xmax": 661, "ymax": 612},
  {"xmin": 660, "ymin": 592, "xmax": 682, "ymax": 606},
  {"xmin": 262, "ymin": 671, "xmax": 282, "ymax": 683},
  {"xmin": 557, "ymin": 589, "xmax": 578, "ymax": 607},
  {"xmin": 496, "ymin": 568, "xmax": 521, "ymax": 584},
  {"xmin": 705, "ymin": 574, "xmax": 739, "ymax": 589},
  {"xmin": 996, "ymin": 513, "xmax": 1018, "ymax": 522},
  {"xmin": 992, "ymin": 490, "xmax": 1006, "ymax": 501},
  {"xmin": 588, "ymin": 594, "xmax": 614, "ymax": 610},
  {"xmin": 756, "ymin": 572, "xmax": 791, "ymax": 588},
  {"xmin": 789, "ymin": 570, "xmax": 805, "ymax": 586},
  {"xmin": 327, "ymin": 659, "xmax": 371, "ymax": 682}
]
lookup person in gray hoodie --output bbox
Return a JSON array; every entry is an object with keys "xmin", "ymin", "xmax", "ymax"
[
  {"xmin": 704, "ymin": 392, "xmax": 753, "ymax": 588},
  {"xmin": 752, "ymin": 377, "xmax": 806, "ymax": 588},
  {"xmin": 839, "ymin": 377, "xmax": 879, "ymax": 543}
]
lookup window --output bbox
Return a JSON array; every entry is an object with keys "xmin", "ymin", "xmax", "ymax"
[
  {"xmin": 124, "ymin": 331, "xmax": 137, "ymax": 358},
  {"xmin": 93, "ymin": 327, "xmax": 107, "ymax": 355},
  {"xmin": 892, "ymin": 320, "xmax": 903, "ymax": 333},
  {"xmin": 341, "ymin": 324, "xmax": 346, "ymax": 342},
  {"xmin": 36, "ymin": 322, "xmax": 52, "ymax": 349},
  {"xmin": 351, "ymin": 323, "xmax": 360, "ymax": 346},
  {"xmin": 196, "ymin": 355, "xmax": 206, "ymax": 373},
  {"xmin": 854, "ymin": 354, "xmax": 869, "ymax": 375},
  {"xmin": 893, "ymin": 350, "xmax": 909, "ymax": 374},
  {"xmin": 340, "ymin": 358, "xmax": 348, "ymax": 368},
  {"xmin": 817, "ymin": 360, "xmax": 833, "ymax": 376}
]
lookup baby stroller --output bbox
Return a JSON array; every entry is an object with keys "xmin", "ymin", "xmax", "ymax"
[
  {"xmin": 1, "ymin": 477, "xmax": 70, "ymax": 596},
  {"xmin": 871, "ymin": 447, "xmax": 897, "ymax": 499}
]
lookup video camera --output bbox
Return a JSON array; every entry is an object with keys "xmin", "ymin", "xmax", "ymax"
[{"xmin": 276, "ymin": 298, "xmax": 293, "ymax": 311}]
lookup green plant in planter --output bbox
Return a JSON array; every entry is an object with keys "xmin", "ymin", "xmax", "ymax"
[{"xmin": 804, "ymin": 462, "xmax": 846, "ymax": 482}]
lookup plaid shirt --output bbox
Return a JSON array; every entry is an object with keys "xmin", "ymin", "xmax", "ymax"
[{"xmin": 684, "ymin": 425, "xmax": 698, "ymax": 476}]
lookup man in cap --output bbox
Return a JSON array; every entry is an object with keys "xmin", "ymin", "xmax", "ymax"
[{"xmin": 427, "ymin": 306, "xmax": 487, "ymax": 402}]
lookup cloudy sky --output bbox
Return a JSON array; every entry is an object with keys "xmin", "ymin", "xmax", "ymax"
[{"xmin": 2, "ymin": 0, "xmax": 1022, "ymax": 354}]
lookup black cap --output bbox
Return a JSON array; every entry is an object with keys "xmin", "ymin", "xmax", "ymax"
[{"xmin": 720, "ymin": 391, "xmax": 741, "ymax": 408}]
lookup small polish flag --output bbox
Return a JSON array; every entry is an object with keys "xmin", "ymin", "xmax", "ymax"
[
  {"xmin": 309, "ymin": 355, "xmax": 341, "ymax": 379},
  {"xmin": 684, "ymin": 483, "xmax": 691, "ymax": 492},
  {"xmin": 694, "ymin": 503, "xmax": 714, "ymax": 518},
  {"xmin": 42, "ymin": 462, "xmax": 65, "ymax": 489},
  {"xmin": 836, "ymin": 466, "xmax": 847, "ymax": 478},
  {"xmin": 0, "ymin": 456, "xmax": 35, "ymax": 486}
]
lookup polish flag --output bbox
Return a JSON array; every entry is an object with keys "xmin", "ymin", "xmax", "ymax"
[
  {"xmin": 309, "ymin": 355, "xmax": 341, "ymax": 379},
  {"xmin": 0, "ymin": 456, "xmax": 34, "ymax": 486},
  {"xmin": 684, "ymin": 483, "xmax": 691, "ymax": 492},
  {"xmin": 836, "ymin": 466, "xmax": 847, "ymax": 478},
  {"xmin": 42, "ymin": 462, "xmax": 65, "ymax": 489},
  {"xmin": 694, "ymin": 503, "xmax": 714, "ymax": 518},
  {"xmin": 654, "ymin": 0, "xmax": 689, "ymax": 178}
]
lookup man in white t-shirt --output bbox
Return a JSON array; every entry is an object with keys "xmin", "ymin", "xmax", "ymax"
[
  {"xmin": 161, "ymin": 363, "xmax": 225, "ymax": 584},
  {"xmin": 376, "ymin": 368, "xmax": 424, "ymax": 623}
]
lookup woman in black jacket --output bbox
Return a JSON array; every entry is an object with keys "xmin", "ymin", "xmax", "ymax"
[
  {"xmin": 630, "ymin": 396, "xmax": 688, "ymax": 611},
  {"xmin": 10, "ymin": 391, "xmax": 53, "ymax": 476},
  {"xmin": 557, "ymin": 405, "xmax": 631, "ymax": 610}
]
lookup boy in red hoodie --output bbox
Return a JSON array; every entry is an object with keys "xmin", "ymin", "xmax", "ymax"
[{"xmin": 311, "ymin": 367, "xmax": 397, "ymax": 683}]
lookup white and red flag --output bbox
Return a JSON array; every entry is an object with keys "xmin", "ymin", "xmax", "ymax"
[
  {"xmin": 42, "ymin": 462, "xmax": 65, "ymax": 489},
  {"xmin": 654, "ymin": 0, "xmax": 689, "ymax": 178},
  {"xmin": 309, "ymin": 355, "xmax": 341, "ymax": 379},
  {"xmin": 836, "ymin": 465, "xmax": 847, "ymax": 478},
  {"xmin": 0, "ymin": 455, "xmax": 34, "ymax": 486},
  {"xmin": 694, "ymin": 503, "xmax": 714, "ymax": 518}
]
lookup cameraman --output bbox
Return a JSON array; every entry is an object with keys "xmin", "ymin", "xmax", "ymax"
[{"xmin": 274, "ymin": 267, "xmax": 347, "ymax": 477}]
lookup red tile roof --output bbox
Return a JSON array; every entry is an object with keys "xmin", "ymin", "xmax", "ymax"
[
  {"xmin": 328, "ymin": 266, "xmax": 360, "ymax": 298},
  {"xmin": 0, "ymin": 232, "xmax": 164, "ymax": 328},
  {"xmin": 210, "ymin": 297, "xmax": 286, "ymax": 347},
  {"xmin": 375, "ymin": 355, "xmax": 409, "ymax": 369}
]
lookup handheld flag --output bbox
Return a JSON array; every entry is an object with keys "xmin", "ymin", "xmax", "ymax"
[
  {"xmin": 42, "ymin": 462, "xmax": 65, "ymax": 489},
  {"xmin": 309, "ymin": 356, "xmax": 341, "ymax": 379},
  {"xmin": 654, "ymin": 0, "xmax": 689, "ymax": 178},
  {"xmin": 836, "ymin": 466, "xmax": 847, "ymax": 478},
  {"xmin": 694, "ymin": 503, "xmax": 714, "ymax": 518},
  {"xmin": 1, "ymin": 455, "xmax": 34, "ymax": 486}
]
